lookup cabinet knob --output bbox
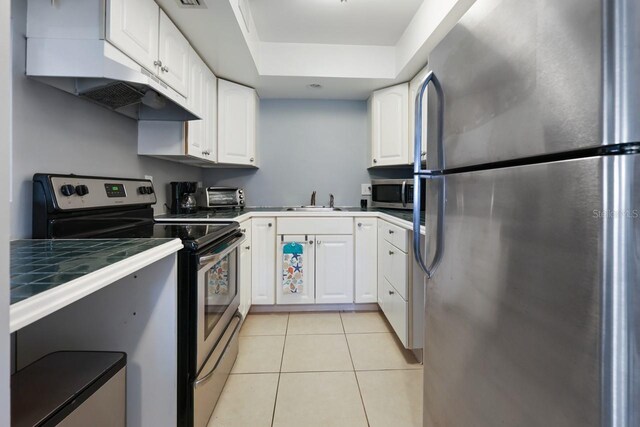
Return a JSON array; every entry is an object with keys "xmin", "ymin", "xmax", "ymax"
[
  {"xmin": 154, "ymin": 60, "xmax": 162, "ymax": 67},
  {"xmin": 373, "ymin": 158, "xmax": 377, "ymax": 164},
  {"xmin": 308, "ymin": 240, "xmax": 314, "ymax": 245},
  {"xmin": 161, "ymin": 65, "xmax": 169, "ymax": 73},
  {"xmin": 388, "ymin": 230, "xmax": 394, "ymax": 234},
  {"xmin": 389, "ymin": 250, "xmax": 395, "ymax": 255},
  {"xmin": 250, "ymin": 157, "xmax": 254, "ymax": 162},
  {"xmin": 317, "ymin": 241, "xmax": 322, "ymax": 245},
  {"xmin": 388, "ymin": 290, "xmax": 395, "ymax": 295},
  {"xmin": 357, "ymin": 222, "xmax": 362, "ymax": 227},
  {"xmin": 245, "ymin": 246, "xmax": 251, "ymax": 250},
  {"xmin": 268, "ymin": 223, "xmax": 273, "ymax": 227}
]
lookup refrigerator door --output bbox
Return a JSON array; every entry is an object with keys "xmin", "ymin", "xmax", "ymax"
[
  {"xmin": 422, "ymin": 154, "xmax": 639, "ymax": 426},
  {"xmin": 424, "ymin": 0, "xmax": 640, "ymax": 171}
]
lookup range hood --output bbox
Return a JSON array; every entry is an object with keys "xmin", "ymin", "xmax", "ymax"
[{"xmin": 26, "ymin": 38, "xmax": 200, "ymax": 121}]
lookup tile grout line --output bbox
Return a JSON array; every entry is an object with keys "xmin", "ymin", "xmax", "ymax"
[
  {"xmin": 341, "ymin": 312, "xmax": 372, "ymax": 427},
  {"xmin": 270, "ymin": 312, "xmax": 290, "ymax": 427}
]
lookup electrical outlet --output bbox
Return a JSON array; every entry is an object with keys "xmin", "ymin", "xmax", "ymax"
[
  {"xmin": 361, "ymin": 183, "xmax": 372, "ymax": 196},
  {"xmin": 144, "ymin": 175, "xmax": 153, "ymax": 182}
]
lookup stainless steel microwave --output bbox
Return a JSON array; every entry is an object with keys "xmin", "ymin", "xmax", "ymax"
[
  {"xmin": 198, "ymin": 187, "xmax": 245, "ymax": 208},
  {"xmin": 371, "ymin": 179, "xmax": 423, "ymax": 210}
]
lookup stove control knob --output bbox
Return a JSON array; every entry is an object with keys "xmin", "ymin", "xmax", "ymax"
[
  {"xmin": 147, "ymin": 186, "xmax": 154, "ymax": 194},
  {"xmin": 60, "ymin": 184, "xmax": 76, "ymax": 197},
  {"xmin": 75, "ymin": 185, "xmax": 89, "ymax": 196},
  {"xmin": 138, "ymin": 186, "xmax": 148, "ymax": 195}
]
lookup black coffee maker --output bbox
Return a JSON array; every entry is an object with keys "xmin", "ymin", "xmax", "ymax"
[{"xmin": 170, "ymin": 182, "xmax": 198, "ymax": 214}]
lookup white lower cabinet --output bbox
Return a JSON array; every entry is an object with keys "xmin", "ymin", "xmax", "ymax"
[
  {"xmin": 380, "ymin": 277, "xmax": 408, "ymax": 346},
  {"xmin": 355, "ymin": 218, "xmax": 378, "ymax": 303},
  {"xmin": 251, "ymin": 218, "xmax": 276, "ymax": 305},
  {"xmin": 377, "ymin": 220, "xmax": 410, "ymax": 347},
  {"xmin": 239, "ymin": 220, "xmax": 252, "ymax": 317},
  {"xmin": 277, "ymin": 236, "xmax": 315, "ymax": 304},
  {"xmin": 316, "ymin": 235, "xmax": 354, "ymax": 304},
  {"xmin": 276, "ymin": 231, "xmax": 354, "ymax": 305}
]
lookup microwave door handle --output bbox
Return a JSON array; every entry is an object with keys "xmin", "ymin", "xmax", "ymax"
[{"xmin": 401, "ymin": 181, "xmax": 407, "ymax": 207}]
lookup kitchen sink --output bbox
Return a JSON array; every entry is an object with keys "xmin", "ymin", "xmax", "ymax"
[{"xmin": 284, "ymin": 206, "xmax": 343, "ymax": 212}]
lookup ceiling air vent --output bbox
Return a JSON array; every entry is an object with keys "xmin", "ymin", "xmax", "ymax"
[{"xmin": 176, "ymin": 0, "xmax": 207, "ymax": 8}]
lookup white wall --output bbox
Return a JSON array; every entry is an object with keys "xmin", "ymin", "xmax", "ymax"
[
  {"xmin": 1, "ymin": 0, "xmax": 11, "ymax": 423},
  {"xmin": 204, "ymin": 99, "xmax": 411, "ymax": 207},
  {"xmin": 10, "ymin": 0, "xmax": 203, "ymax": 239}
]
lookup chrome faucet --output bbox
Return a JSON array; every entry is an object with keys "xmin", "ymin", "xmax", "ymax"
[
  {"xmin": 329, "ymin": 194, "xmax": 335, "ymax": 208},
  {"xmin": 310, "ymin": 190, "xmax": 317, "ymax": 206}
]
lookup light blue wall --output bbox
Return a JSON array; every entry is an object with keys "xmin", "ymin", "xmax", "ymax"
[{"xmin": 204, "ymin": 99, "xmax": 411, "ymax": 207}]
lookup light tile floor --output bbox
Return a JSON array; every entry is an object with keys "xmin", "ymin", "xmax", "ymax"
[{"xmin": 209, "ymin": 311, "xmax": 423, "ymax": 427}]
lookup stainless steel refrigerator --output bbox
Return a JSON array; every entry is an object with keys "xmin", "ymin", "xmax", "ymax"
[{"xmin": 412, "ymin": 0, "xmax": 639, "ymax": 426}]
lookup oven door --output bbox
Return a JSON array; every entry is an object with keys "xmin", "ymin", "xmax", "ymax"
[{"xmin": 196, "ymin": 232, "xmax": 243, "ymax": 370}]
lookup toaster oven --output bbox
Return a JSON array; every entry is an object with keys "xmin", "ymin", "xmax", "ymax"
[{"xmin": 198, "ymin": 187, "xmax": 245, "ymax": 208}]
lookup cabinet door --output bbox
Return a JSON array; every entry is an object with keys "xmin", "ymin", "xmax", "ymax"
[
  {"xmin": 277, "ymin": 235, "xmax": 315, "ymax": 304},
  {"xmin": 239, "ymin": 220, "xmax": 252, "ymax": 317},
  {"xmin": 381, "ymin": 277, "xmax": 408, "ymax": 347},
  {"xmin": 315, "ymin": 235, "xmax": 354, "ymax": 304},
  {"xmin": 409, "ymin": 66, "xmax": 429, "ymax": 164},
  {"xmin": 218, "ymin": 80, "xmax": 257, "ymax": 166},
  {"xmin": 370, "ymin": 83, "xmax": 409, "ymax": 167},
  {"xmin": 158, "ymin": 11, "xmax": 190, "ymax": 96},
  {"xmin": 202, "ymin": 71, "xmax": 218, "ymax": 162},
  {"xmin": 106, "ymin": 0, "xmax": 159, "ymax": 73},
  {"xmin": 354, "ymin": 218, "xmax": 377, "ymax": 303},
  {"xmin": 251, "ymin": 218, "xmax": 276, "ymax": 305},
  {"xmin": 185, "ymin": 49, "xmax": 206, "ymax": 160}
]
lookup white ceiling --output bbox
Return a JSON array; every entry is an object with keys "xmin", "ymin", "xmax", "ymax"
[
  {"xmin": 158, "ymin": 0, "xmax": 474, "ymax": 99},
  {"xmin": 247, "ymin": 0, "xmax": 424, "ymax": 46}
]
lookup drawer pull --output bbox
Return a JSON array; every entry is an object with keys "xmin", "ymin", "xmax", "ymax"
[{"xmin": 388, "ymin": 290, "xmax": 395, "ymax": 295}]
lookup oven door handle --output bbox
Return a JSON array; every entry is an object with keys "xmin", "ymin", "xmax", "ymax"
[
  {"xmin": 198, "ymin": 233, "xmax": 245, "ymax": 268},
  {"xmin": 194, "ymin": 313, "xmax": 242, "ymax": 388}
]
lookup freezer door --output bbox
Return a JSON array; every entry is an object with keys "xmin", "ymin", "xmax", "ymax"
[
  {"xmin": 422, "ymin": 154, "xmax": 639, "ymax": 426},
  {"xmin": 424, "ymin": 0, "xmax": 640, "ymax": 171}
]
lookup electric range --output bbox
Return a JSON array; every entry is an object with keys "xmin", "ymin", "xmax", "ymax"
[{"xmin": 32, "ymin": 173, "xmax": 244, "ymax": 427}]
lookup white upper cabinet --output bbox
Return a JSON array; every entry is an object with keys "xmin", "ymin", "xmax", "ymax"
[
  {"xmin": 218, "ymin": 79, "xmax": 258, "ymax": 166},
  {"xmin": 409, "ymin": 65, "xmax": 429, "ymax": 164},
  {"xmin": 202, "ymin": 71, "xmax": 218, "ymax": 162},
  {"xmin": 315, "ymin": 235, "xmax": 354, "ymax": 304},
  {"xmin": 185, "ymin": 48, "xmax": 206, "ymax": 160},
  {"xmin": 185, "ymin": 48, "xmax": 216, "ymax": 161},
  {"xmin": 106, "ymin": 0, "xmax": 160, "ymax": 73},
  {"xmin": 158, "ymin": 11, "xmax": 190, "ymax": 97},
  {"xmin": 370, "ymin": 83, "xmax": 410, "ymax": 167}
]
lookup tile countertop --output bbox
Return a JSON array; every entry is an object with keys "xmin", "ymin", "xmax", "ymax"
[
  {"xmin": 156, "ymin": 207, "xmax": 426, "ymax": 230},
  {"xmin": 9, "ymin": 238, "xmax": 183, "ymax": 332}
]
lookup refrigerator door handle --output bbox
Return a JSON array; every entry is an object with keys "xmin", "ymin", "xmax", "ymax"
[
  {"xmin": 413, "ymin": 70, "xmax": 445, "ymax": 174},
  {"xmin": 413, "ymin": 175, "xmax": 445, "ymax": 278}
]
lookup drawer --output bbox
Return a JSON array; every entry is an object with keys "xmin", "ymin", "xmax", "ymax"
[
  {"xmin": 380, "ymin": 240, "xmax": 408, "ymax": 300},
  {"xmin": 379, "ymin": 220, "xmax": 409, "ymax": 252},
  {"xmin": 380, "ymin": 278, "xmax": 408, "ymax": 347},
  {"xmin": 277, "ymin": 217, "xmax": 353, "ymax": 235}
]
